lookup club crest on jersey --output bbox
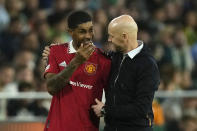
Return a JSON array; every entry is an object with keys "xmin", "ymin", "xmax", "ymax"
[{"xmin": 84, "ymin": 62, "xmax": 97, "ymax": 75}]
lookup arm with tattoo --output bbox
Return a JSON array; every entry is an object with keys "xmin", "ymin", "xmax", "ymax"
[{"xmin": 45, "ymin": 43, "xmax": 95, "ymax": 95}]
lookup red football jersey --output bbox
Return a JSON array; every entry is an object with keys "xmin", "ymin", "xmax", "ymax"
[{"xmin": 44, "ymin": 42, "xmax": 111, "ymax": 131}]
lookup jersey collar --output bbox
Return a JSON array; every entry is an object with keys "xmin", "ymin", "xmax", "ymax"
[{"xmin": 68, "ymin": 40, "xmax": 77, "ymax": 54}]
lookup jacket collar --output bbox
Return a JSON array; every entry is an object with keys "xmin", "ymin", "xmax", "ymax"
[{"xmin": 127, "ymin": 40, "xmax": 144, "ymax": 59}]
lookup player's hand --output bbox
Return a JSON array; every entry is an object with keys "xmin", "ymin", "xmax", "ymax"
[
  {"xmin": 75, "ymin": 42, "xmax": 95, "ymax": 64},
  {"xmin": 91, "ymin": 98, "xmax": 104, "ymax": 117}
]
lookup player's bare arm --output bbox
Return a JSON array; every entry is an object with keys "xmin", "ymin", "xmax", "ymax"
[{"xmin": 45, "ymin": 43, "xmax": 95, "ymax": 95}]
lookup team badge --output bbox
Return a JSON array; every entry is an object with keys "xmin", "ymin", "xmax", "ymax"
[{"xmin": 84, "ymin": 62, "xmax": 97, "ymax": 75}]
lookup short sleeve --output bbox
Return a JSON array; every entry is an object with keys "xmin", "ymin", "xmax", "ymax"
[{"xmin": 44, "ymin": 47, "xmax": 60, "ymax": 78}]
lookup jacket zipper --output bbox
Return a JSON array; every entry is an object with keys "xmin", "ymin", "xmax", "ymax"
[
  {"xmin": 114, "ymin": 55, "xmax": 126, "ymax": 86},
  {"xmin": 113, "ymin": 55, "xmax": 126, "ymax": 131},
  {"xmin": 113, "ymin": 56, "xmax": 126, "ymax": 105},
  {"xmin": 113, "ymin": 95, "xmax": 115, "ymax": 105}
]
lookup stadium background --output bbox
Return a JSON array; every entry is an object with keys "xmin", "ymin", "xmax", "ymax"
[{"xmin": 0, "ymin": 0, "xmax": 197, "ymax": 131}]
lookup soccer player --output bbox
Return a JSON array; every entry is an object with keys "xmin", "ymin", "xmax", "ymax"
[{"xmin": 44, "ymin": 11, "xmax": 111, "ymax": 131}]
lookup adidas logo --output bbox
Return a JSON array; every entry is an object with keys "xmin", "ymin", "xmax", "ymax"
[{"xmin": 59, "ymin": 61, "xmax": 67, "ymax": 67}]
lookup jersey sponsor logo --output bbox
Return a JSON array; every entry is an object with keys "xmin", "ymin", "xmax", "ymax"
[
  {"xmin": 69, "ymin": 81, "xmax": 93, "ymax": 89},
  {"xmin": 45, "ymin": 64, "xmax": 50, "ymax": 71},
  {"xmin": 84, "ymin": 62, "xmax": 97, "ymax": 75},
  {"xmin": 59, "ymin": 61, "xmax": 67, "ymax": 67}
]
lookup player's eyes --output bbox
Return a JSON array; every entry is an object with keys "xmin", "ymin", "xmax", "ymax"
[{"xmin": 79, "ymin": 30, "xmax": 86, "ymax": 34}]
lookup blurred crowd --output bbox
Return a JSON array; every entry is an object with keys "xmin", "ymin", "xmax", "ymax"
[{"xmin": 0, "ymin": 0, "xmax": 197, "ymax": 131}]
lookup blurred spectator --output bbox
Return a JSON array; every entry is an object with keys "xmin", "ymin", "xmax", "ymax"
[
  {"xmin": 191, "ymin": 65, "xmax": 197, "ymax": 89},
  {"xmin": 39, "ymin": 0, "xmax": 53, "ymax": 9},
  {"xmin": 93, "ymin": 23, "xmax": 104, "ymax": 48},
  {"xmin": 0, "ymin": 64, "xmax": 15, "ymax": 92},
  {"xmin": 138, "ymin": 30, "xmax": 151, "ymax": 46},
  {"xmin": 7, "ymin": 81, "xmax": 48, "ymax": 117},
  {"xmin": 6, "ymin": 81, "xmax": 33, "ymax": 117},
  {"xmin": 179, "ymin": 115, "xmax": 197, "ymax": 131},
  {"xmin": 94, "ymin": 9, "xmax": 109, "ymax": 28},
  {"xmin": 48, "ymin": 12, "xmax": 71, "ymax": 43},
  {"xmin": 15, "ymin": 66, "xmax": 35, "ymax": 83},
  {"xmin": 180, "ymin": 71, "xmax": 193, "ymax": 90},
  {"xmin": 27, "ymin": 99, "xmax": 48, "ymax": 116},
  {"xmin": 28, "ymin": 9, "xmax": 48, "ymax": 30},
  {"xmin": 0, "ymin": 16, "xmax": 24, "ymax": 62},
  {"xmin": 49, "ymin": 0, "xmax": 71, "ymax": 14},
  {"xmin": 183, "ymin": 11, "xmax": 197, "ymax": 46},
  {"xmin": 162, "ymin": 97, "xmax": 183, "ymax": 131},
  {"xmin": 164, "ymin": 1, "xmax": 182, "ymax": 25},
  {"xmin": 5, "ymin": 0, "xmax": 24, "ymax": 18},
  {"xmin": 171, "ymin": 27, "xmax": 194, "ymax": 72},
  {"xmin": 125, "ymin": 0, "xmax": 149, "ymax": 21},
  {"xmin": 148, "ymin": 8, "xmax": 166, "ymax": 35},
  {"xmin": 191, "ymin": 43, "xmax": 197, "ymax": 64},
  {"xmin": 153, "ymin": 26, "xmax": 174, "ymax": 68},
  {"xmin": 88, "ymin": 0, "xmax": 101, "ymax": 10},
  {"xmin": 159, "ymin": 64, "xmax": 183, "ymax": 131},
  {"xmin": 3, "ymin": 65, "xmax": 35, "ymax": 95},
  {"xmin": 0, "ymin": 0, "xmax": 10, "ymax": 32},
  {"xmin": 21, "ymin": 31, "xmax": 40, "ymax": 54},
  {"xmin": 183, "ymin": 98, "xmax": 197, "ymax": 117},
  {"xmin": 34, "ymin": 19, "xmax": 51, "ymax": 56},
  {"xmin": 34, "ymin": 80, "xmax": 50, "ymax": 111},
  {"xmin": 159, "ymin": 64, "xmax": 182, "ymax": 91},
  {"xmin": 146, "ymin": 0, "xmax": 166, "ymax": 13},
  {"xmin": 14, "ymin": 50, "xmax": 36, "ymax": 70},
  {"xmin": 22, "ymin": 0, "xmax": 39, "ymax": 19},
  {"xmin": 34, "ymin": 20, "xmax": 51, "ymax": 44}
]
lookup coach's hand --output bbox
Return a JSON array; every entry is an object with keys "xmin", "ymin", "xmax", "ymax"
[
  {"xmin": 42, "ymin": 46, "xmax": 50, "ymax": 67},
  {"xmin": 42, "ymin": 46, "xmax": 50, "ymax": 60},
  {"xmin": 75, "ymin": 42, "xmax": 95, "ymax": 64},
  {"xmin": 42, "ymin": 43, "xmax": 60, "ymax": 66},
  {"xmin": 91, "ymin": 98, "xmax": 104, "ymax": 117}
]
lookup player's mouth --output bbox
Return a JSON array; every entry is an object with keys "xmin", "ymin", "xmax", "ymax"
[{"xmin": 83, "ymin": 40, "xmax": 93, "ymax": 45}]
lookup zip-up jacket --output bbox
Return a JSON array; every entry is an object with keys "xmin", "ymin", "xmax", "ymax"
[{"xmin": 104, "ymin": 44, "xmax": 160, "ymax": 131}]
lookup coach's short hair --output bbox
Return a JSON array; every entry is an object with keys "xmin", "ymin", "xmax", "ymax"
[{"xmin": 67, "ymin": 10, "xmax": 92, "ymax": 29}]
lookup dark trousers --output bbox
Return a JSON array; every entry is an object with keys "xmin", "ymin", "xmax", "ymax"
[{"xmin": 104, "ymin": 125, "xmax": 153, "ymax": 131}]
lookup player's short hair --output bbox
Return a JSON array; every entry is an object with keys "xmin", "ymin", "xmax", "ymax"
[{"xmin": 67, "ymin": 10, "xmax": 92, "ymax": 29}]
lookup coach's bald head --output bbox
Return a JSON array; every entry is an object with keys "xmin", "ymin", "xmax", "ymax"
[
  {"xmin": 109, "ymin": 15, "xmax": 138, "ymax": 35},
  {"xmin": 108, "ymin": 15, "xmax": 138, "ymax": 53}
]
